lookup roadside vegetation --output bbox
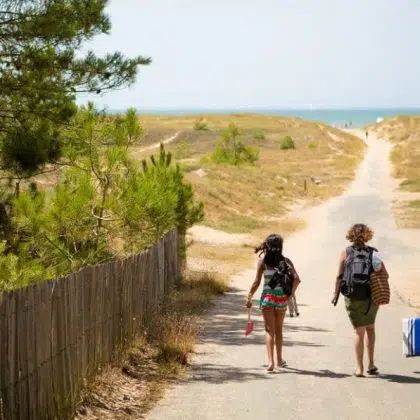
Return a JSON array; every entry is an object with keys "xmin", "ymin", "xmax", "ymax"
[
  {"xmin": 0, "ymin": 105, "xmax": 203, "ymax": 292},
  {"xmin": 371, "ymin": 116, "xmax": 420, "ymax": 227},
  {"xmin": 75, "ymin": 270, "xmax": 228, "ymax": 419}
]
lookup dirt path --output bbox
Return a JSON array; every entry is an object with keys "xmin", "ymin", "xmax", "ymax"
[
  {"xmin": 146, "ymin": 132, "xmax": 420, "ymax": 419},
  {"xmin": 137, "ymin": 131, "xmax": 181, "ymax": 153}
]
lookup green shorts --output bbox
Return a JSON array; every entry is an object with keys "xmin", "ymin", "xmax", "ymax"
[{"xmin": 344, "ymin": 298, "xmax": 378, "ymax": 328}]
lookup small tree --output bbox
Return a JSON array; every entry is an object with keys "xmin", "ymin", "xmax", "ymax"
[
  {"xmin": 280, "ymin": 136, "xmax": 296, "ymax": 150},
  {"xmin": 193, "ymin": 118, "xmax": 209, "ymax": 131},
  {"xmin": 212, "ymin": 123, "xmax": 259, "ymax": 165}
]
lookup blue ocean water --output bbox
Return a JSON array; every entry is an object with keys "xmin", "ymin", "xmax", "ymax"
[{"xmin": 126, "ymin": 108, "xmax": 420, "ymax": 128}]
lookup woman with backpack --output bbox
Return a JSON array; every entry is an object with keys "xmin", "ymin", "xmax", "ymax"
[
  {"xmin": 332, "ymin": 223, "xmax": 384, "ymax": 377},
  {"xmin": 246, "ymin": 234, "xmax": 301, "ymax": 372}
]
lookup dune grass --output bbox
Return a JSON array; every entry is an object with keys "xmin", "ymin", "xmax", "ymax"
[
  {"xmin": 133, "ymin": 114, "xmax": 365, "ymax": 234},
  {"xmin": 76, "ymin": 270, "xmax": 228, "ymax": 418},
  {"xmin": 372, "ymin": 116, "xmax": 420, "ymax": 191},
  {"xmin": 371, "ymin": 116, "xmax": 420, "ymax": 227}
]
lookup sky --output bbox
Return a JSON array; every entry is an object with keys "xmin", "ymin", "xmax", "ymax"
[{"xmin": 78, "ymin": 0, "xmax": 420, "ymax": 110}]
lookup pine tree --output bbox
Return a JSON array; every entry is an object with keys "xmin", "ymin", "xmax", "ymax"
[{"xmin": 0, "ymin": 0, "xmax": 150, "ymax": 177}]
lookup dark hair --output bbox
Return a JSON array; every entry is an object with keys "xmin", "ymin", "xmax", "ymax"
[{"xmin": 255, "ymin": 233, "xmax": 284, "ymax": 268}]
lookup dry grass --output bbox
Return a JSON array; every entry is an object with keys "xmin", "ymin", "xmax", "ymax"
[
  {"xmin": 74, "ymin": 270, "xmax": 228, "ymax": 419},
  {"xmin": 371, "ymin": 116, "xmax": 420, "ymax": 190},
  {"xmin": 371, "ymin": 116, "xmax": 420, "ymax": 227},
  {"xmin": 394, "ymin": 200, "xmax": 420, "ymax": 229},
  {"xmin": 133, "ymin": 114, "xmax": 365, "ymax": 235}
]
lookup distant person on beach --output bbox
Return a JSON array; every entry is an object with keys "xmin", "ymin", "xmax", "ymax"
[
  {"xmin": 246, "ymin": 234, "xmax": 301, "ymax": 372},
  {"xmin": 332, "ymin": 224, "xmax": 385, "ymax": 377},
  {"xmin": 365, "ymin": 131, "xmax": 369, "ymax": 140}
]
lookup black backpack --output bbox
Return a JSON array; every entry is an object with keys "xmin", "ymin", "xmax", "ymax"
[
  {"xmin": 341, "ymin": 246, "xmax": 373, "ymax": 300},
  {"xmin": 268, "ymin": 258, "xmax": 294, "ymax": 296}
]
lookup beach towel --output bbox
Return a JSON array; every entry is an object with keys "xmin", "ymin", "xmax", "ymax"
[{"xmin": 403, "ymin": 317, "xmax": 420, "ymax": 357}]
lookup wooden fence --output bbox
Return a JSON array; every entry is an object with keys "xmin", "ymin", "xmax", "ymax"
[{"xmin": 0, "ymin": 229, "xmax": 180, "ymax": 420}]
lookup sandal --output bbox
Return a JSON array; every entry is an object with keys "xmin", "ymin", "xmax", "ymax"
[
  {"xmin": 353, "ymin": 372, "xmax": 364, "ymax": 378},
  {"xmin": 278, "ymin": 360, "xmax": 287, "ymax": 368},
  {"xmin": 367, "ymin": 367, "xmax": 378, "ymax": 375},
  {"xmin": 266, "ymin": 365, "xmax": 275, "ymax": 373}
]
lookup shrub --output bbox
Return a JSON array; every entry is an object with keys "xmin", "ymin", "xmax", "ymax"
[
  {"xmin": 253, "ymin": 129, "xmax": 265, "ymax": 140},
  {"xmin": 193, "ymin": 118, "xmax": 209, "ymax": 131},
  {"xmin": 308, "ymin": 142, "xmax": 317, "ymax": 149},
  {"xmin": 174, "ymin": 140, "xmax": 191, "ymax": 160},
  {"xmin": 280, "ymin": 136, "xmax": 296, "ymax": 150},
  {"xmin": 211, "ymin": 123, "xmax": 259, "ymax": 165}
]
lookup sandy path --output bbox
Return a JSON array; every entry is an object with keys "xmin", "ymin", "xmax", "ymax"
[
  {"xmin": 137, "ymin": 131, "xmax": 181, "ymax": 153},
  {"xmin": 147, "ymin": 132, "xmax": 420, "ymax": 420}
]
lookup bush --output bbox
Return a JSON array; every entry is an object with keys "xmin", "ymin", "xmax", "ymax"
[
  {"xmin": 193, "ymin": 118, "xmax": 208, "ymax": 131},
  {"xmin": 280, "ymin": 136, "xmax": 296, "ymax": 150},
  {"xmin": 253, "ymin": 129, "xmax": 265, "ymax": 140},
  {"xmin": 211, "ymin": 123, "xmax": 259, "ymax": 165},
  {"xmin": 174, "ymin": 140, "xmax": 191, "ymax": 160},
  {"xmin": 308, "ymin": 142, "xmax": 317, "ymax": 149}
]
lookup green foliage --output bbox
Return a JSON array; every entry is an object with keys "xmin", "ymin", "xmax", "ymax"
[
  {"xmin": 308, "ymin": 142, "xmax": 317, "ymax": 149},
  {"xmin": 0, "ymin": 105, "xmax": 204, "ymax": 290},
  {"xmin": 174, "ymin": 140, "xmax": 192, "ymax": 160},
  {"xmin": 193, "ymin": 118, "xmax": 209, "ymax": 131},
  {"xmin": 253, "ymin": 129, "xmax": 265, "ymax": 140},
  {"xmin": 0, "ymin": 0, "xmax": 150, "ymax": 177},
  {"xmin": 280, "ymin": 135, "xmax": 296, "ymax": 150},
  {"xmin": 211, "ymin": 124, "xmax": 259, "ymax": 165}
]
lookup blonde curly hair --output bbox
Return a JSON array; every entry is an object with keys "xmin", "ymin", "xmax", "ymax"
[{"xmin": 346, "ymin": 223, "xmax": 374, "ymax": 246}]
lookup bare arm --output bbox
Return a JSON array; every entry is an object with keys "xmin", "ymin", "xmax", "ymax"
[
  {"xmin": 246, "ymin": 258, "xmax": 265, "ymax": 307},
  {"xmin": 332, "ymin": 250, "xmax": 346, "ymax": 305}
]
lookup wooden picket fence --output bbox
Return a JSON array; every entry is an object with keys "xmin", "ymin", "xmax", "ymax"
[{"xmin": 0, "ymin": 229, "xmax": 180, "ymax": 420}]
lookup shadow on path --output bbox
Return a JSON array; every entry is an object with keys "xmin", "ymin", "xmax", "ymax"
[
  {"xmin": 189, "ymin": 363, "xmax": 272, "ymax": 384},
  {"xmin": 378, "ymin": 374, "xmax": 420, "ymax": 384},
  {"xmin": 200, "ymin": 290, "xmax": 330, "ymax": 348},
  {"xmin": 283, "ymin": 367, "xmax": 351, "ymax": 379}
]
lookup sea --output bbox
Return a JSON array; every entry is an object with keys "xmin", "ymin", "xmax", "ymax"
[{"xmin": 112, "ymin": 108, "xmax": 420, "ymax": 129}]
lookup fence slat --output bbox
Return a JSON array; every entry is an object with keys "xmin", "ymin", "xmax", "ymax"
[{"xmin": 0, "ymin": 229, "xmax": 180, "ymax": 419}]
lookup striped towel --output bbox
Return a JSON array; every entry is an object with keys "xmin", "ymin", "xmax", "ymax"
[
  {"xmin": 370, "ymin": 262, "xmax": 390, "ymax": 306},
  {"xmin": 403, "ymin": 317, "xmax": 420, "ymax": 357}
]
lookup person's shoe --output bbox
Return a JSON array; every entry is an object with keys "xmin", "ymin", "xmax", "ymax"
[{"xmin": 367, "ymin": 367, "xmax": 378, "ymax": 375}]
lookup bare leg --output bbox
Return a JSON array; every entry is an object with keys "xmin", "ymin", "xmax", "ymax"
[
  {"xmin": 365, "ymin": 324, "xmax": 376, "ymax": 370},
  {"xmin": 354, "ymin": 326, "xmax": 366, "ymax": 375},
  {"xmin": 274, "ymin": 309, "xmax": 286, "ymax": 367},
  {"xmin": 262, "ymin": 309, "xmax": 276, "ymax": 371}
]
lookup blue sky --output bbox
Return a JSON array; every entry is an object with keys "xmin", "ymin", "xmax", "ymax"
[{"xmin": 79, "ymin": 0, "xmax": 420, "ymax": 110}]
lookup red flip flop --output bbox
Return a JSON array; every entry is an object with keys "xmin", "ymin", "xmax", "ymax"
[{"xmin": 244, "ymin": 308, "xmax": 254, "ymax": 336}]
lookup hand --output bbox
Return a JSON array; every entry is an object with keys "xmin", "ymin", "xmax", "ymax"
[
  {"xmin": 246, "ymin": 297, "xmax": 253, "ymax": 308},
  {"xmin": 331, "ymin": 293, "xmax": 339, "ymax": 306}
]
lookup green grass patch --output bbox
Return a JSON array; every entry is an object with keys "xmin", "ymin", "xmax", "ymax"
[{"xmin": 205, "ymin": 213, "xmax": 264, "ymax": 233}]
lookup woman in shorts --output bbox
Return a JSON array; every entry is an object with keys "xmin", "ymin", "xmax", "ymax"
[{"xmin": 246, "ymin": 234, "xmax": 301, "ymax": 372}]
